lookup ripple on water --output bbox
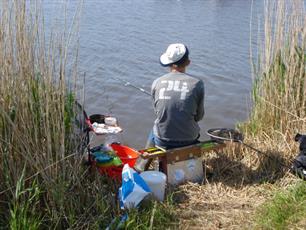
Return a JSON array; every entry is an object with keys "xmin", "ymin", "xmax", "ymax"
[{"xmin": 57, "ymin": 0, "xmax": 264, "ymax": 148}]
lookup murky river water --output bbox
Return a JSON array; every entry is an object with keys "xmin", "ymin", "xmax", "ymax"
[{"xmin": 46, "ymin": 0, "xmax": 264, "ymax": 149}]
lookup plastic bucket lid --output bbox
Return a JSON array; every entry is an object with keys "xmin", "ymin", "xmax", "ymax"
[{"xmin": 140, "ymin": 171, "xmax": 167, "ymax": 201}]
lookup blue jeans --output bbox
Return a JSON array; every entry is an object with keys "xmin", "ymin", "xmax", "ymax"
[{"xmin": 145, "ymin": 130, "xmax": 199, "ymax": 150}]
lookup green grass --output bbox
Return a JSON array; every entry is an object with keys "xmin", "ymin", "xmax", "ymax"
[
  {"xmin": 243, "ymin": 1, "xmax": 306, "ymax": 228},
  {"xmin": 3, "ymin": 0, "xmax": 304, "ymax": 228},
  {"xmin": 255, "ymin": 181, "xmax": 306, "ymax": 229},
  {"xmin": 105, "ymin": 194, "xmax": 178, "ymax": 230},
  {"xmin": 0, "ymin": 1, "xmax": 178, "ymax": 228},
  {"xmin": 244, "ymin": 0, "xmax": 305, "ymax": 140},
  {"xmin": 9, "ymin": 169, "xmax": 42, "ymax": 230}
]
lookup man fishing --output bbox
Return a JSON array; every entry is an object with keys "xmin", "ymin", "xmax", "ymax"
[{"xmin": 146, "ymin": 43, "xmax": 205, "ymax": 149}]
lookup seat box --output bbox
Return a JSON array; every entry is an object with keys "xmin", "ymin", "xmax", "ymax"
[
  {"xmin": 167, "ymin": 157, "xmax": 204, "ymax": 185},
  {"xmin": 161, "ymin": 145, "xmax": 204, "ymax": 185}
]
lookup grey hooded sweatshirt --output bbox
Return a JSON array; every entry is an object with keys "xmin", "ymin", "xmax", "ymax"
[{"xmin": 151, "ymin": 72, "xmax": 205, "ymax": 141}]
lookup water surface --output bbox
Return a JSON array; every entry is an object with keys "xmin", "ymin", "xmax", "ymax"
[{"xmin": 47, "ymin": 0, "xmax": 264, "ymax": 149}]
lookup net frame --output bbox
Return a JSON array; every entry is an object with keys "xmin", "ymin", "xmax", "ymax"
[{"xmin": 206, "ymin": 128, "xmax": 244, "ymax": 143}]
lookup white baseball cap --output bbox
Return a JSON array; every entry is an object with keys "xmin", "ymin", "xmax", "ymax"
[{"xmin": 160, "ymin": 43, "xmax": 187, "ymax": 66}]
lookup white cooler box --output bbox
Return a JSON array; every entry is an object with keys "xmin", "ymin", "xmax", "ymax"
[
  {"xmin": 167, "ymin": 157, "xmax": 204, "ymax": 185},
  {"xmin": 159, "ymin": 145, "xmax": 204, "ymax": 186}
]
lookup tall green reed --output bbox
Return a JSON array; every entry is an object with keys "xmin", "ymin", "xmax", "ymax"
[
  {"xmin": 9, "ymin": 168, "xmax": 42, "ymax": 230},
  {"xmin": 0, "ymin": 1, "xmax": 180, "ymax": 228},
  {"xmin": 242, "ymin": 1, "xmax": 306, "ymax": 228},
  {"xmin": 0, "ymin": 0, "xmax": 117, "ymax": 228},
  {"xmin": 246, "ymin": 0, "xmax": 305, "ymax": 145}
]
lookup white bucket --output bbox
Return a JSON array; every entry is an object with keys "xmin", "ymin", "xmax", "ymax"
[{"xmin": 140, "ymin": 171, "xmax": 167, "ymax": 201}]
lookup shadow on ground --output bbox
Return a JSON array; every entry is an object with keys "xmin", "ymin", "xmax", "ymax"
[
  {"xmin": 205, "ymin": 149, "xmax": 289, "ymax": 187},
  {"xmin": 168, "ymin": 147, "xmax": 290, "ymax": 204}
]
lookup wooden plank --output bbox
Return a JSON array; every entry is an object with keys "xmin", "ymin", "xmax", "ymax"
[
  {"xmin": 140, "ymin": 140, "xmax": 226, "ymax": 160},
  {"xmin": 139, "ymin": 147, "xmax": 166, "ymax": 159}
]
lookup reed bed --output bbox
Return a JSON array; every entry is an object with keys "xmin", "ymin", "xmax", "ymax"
[
  {"xmin": 0, "ymin": 0, "xmax": 112, "ymax": 228},
  {"xmin": 173, "ymin": 0, "xmax": 305, "ymax": 228},
  {"xmin": 0, "ymin": 1, "xmax": 177, "ymax": 229},
  {"xmin": 246, "ymin": 0, "xmax": 306, "ymax": 147},
  {"xmin": 244, "ymin": 1, "xmax": 306, "ymax": 226},
  {"xmin": 1, "ymin": 0, "xmax": 304, "ymax": 228}
]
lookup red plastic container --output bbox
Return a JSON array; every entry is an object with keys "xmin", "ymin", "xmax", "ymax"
[
  {"xmin": 110, "ymin": 143, "xmax": 139, "ymax": 167},
  {"xmin": 96, "ymin": 143, "xmax": 140, "ymax": 179},
  {"xmin": 98, "ymin": 166, "xmax": 123, "ymax": 179}
]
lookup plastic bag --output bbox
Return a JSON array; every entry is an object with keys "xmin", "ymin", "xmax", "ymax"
[{"xmin": 118, "ymin": 164, "xmax": 151, "ymax": 209}]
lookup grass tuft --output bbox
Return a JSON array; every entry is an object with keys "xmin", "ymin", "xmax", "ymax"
[
  {"xmin": 106, "ymin": 194, "xmax": 178, "ymax": 230},
  {"xmin": 255, "ymin": 181, "xmax": 306, "ymax": 229},
  {"xmin": 9, "ymin": 168, "xmax": 42, "ymax": 230},
  {"xmin": 242, "ymin": 0, "xmax": 306, "ymax": 228}
]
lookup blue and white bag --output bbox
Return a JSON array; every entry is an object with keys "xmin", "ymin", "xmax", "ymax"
[{"xmin": 119, "ymin": 164, "xmax": 151, "ymax": 209}]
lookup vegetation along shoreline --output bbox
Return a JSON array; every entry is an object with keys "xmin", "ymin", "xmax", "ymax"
[{"xmin": 0, "ymin": 0, "xmax": 305, "ymax": 229}]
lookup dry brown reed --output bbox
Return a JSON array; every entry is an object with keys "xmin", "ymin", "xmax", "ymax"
[
  {"xmin": 1, "ymin": 0, "xmax": 304, "ymax": 228},
  {"xmin": 172, "ymin": 1, "xmax": 305, "ymax": 228},
  {"xmin": 0, "ymin": 0, "xmax": 116, "ymax": 228},
  {"xmin": 176, "ymin": 182, "xmax": 268, "ymax": 229},
  {"xmin": 247, "ymin": 0, "xmax": 305, "ymax": 146}
]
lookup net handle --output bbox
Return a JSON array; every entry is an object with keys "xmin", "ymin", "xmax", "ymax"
[{"xmin": 206, "ymin": 128, "xmax": 291, "ymax": 169}]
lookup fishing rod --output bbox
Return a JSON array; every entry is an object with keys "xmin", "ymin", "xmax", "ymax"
[
  {"xmin": 112, "ymin": 76, "xmax": 151, "ymax": 96},
  {"xmin": 111, "ymin": 71, "xmax": 205, "ymax": 97}
]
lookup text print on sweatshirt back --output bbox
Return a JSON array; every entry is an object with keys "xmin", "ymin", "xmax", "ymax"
[{"xmin": 158, "ymin": 80, "xmax": 190, "ymax": 100}]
